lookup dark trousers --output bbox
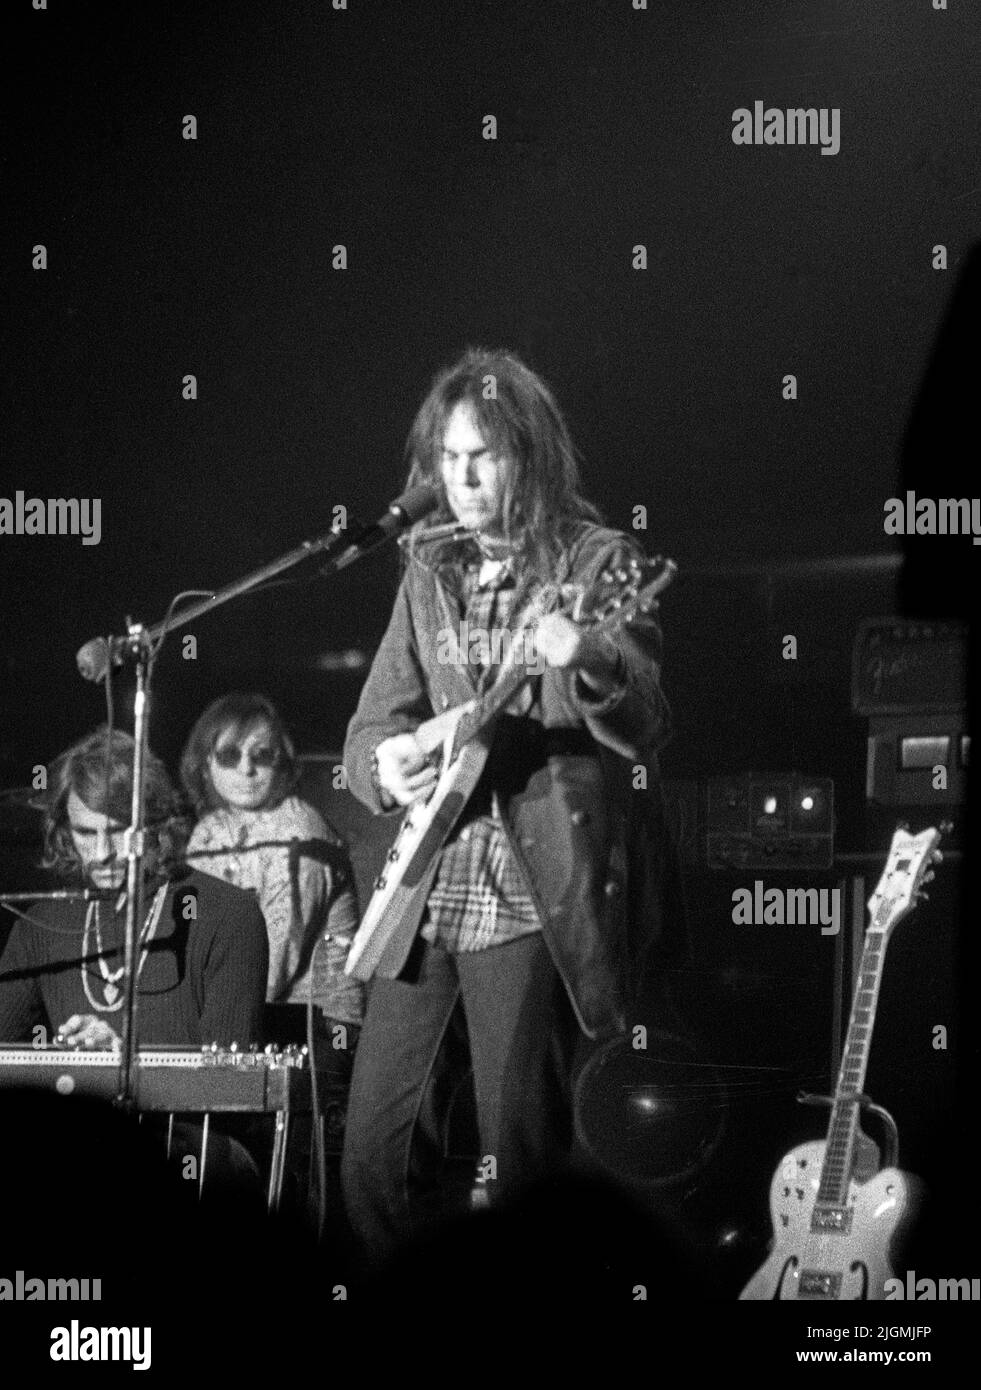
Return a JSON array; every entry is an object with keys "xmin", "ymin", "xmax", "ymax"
[{"xmin": 341, "ymin": 932, "xmax": 583, "ymax": 1262}]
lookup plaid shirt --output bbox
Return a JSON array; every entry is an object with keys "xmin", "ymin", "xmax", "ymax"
[{"xmin": 420, "ymin": 556, "xmax": 542, "ymax": 953}]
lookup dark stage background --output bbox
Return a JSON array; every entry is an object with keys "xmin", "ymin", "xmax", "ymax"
[
  {"xmin": 5, "ymin": 0, "xmax": 978, "ymax": 766},
  {"xmin": 2, "ymin": 0, "xmax": 979, "ymax": 1345}
]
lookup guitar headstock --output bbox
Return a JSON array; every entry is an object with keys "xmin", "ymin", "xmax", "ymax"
[
  {"xmin": 581, "ymin": 554, "xmax": 678, "ymax": 630},
  {"xmin": 867, "ymin": 823, "xmax": 945, "ymax": 937}
]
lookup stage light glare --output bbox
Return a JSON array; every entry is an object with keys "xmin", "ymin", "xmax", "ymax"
[
  {"xmin": 801, "ymin": 795, "xmax": 814, "ymax": 811},
  {"xmin": 763, "ymin": 796, "xmax": 777, "ymax": 815}
]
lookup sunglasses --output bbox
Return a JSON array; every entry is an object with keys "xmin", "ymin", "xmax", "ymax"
[{"xmin": 212, "ymin": 743, "xmax": 279, "ymax": 770}]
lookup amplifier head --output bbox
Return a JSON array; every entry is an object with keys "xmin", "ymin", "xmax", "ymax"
[{"xmin": 706, "ymin": 774, "xmax": 834, "ymax": 870}]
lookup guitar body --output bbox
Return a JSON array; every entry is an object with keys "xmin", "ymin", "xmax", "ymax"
[
  {"xmin": 740, "ymin": 1140, "xmax": 915, "ymax": 1300},
  {"xmin": 344, "ymin": 705, "xmax": 495, "ymax": 979}
]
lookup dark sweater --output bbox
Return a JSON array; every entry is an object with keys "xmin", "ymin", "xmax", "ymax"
[{"xmin": 0, "ymin": 869, "xmax": 268, "ymax": 1046}]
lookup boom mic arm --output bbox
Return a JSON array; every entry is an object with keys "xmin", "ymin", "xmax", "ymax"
[{"xmin": 74, "ymin": 484, "xmax": 439, "ymax": 681}]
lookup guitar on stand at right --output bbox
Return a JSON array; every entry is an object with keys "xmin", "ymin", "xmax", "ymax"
[{"xmin": 740, "ymin": 823, "xmax": 945, "ymax": 1301}]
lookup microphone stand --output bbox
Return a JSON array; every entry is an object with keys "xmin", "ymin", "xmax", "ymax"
[
  {"xmin": 106, "ymin": 524, "xmax": 353, "ymax": 1111},
  {"xmin": 90, "ymin": 517, "xmax": 357, "ymax": 675},
  {"xmin": 85, "ymin": 491, "xmax": 435, "ymax": 1109},
  {"xmin": 116, "ymin": 625, "xmax": 151, "ymax": 1109}
]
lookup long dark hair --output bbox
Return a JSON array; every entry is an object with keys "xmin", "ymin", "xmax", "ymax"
[
  {"xmin": 180, "ymin": 692, "xmax": 299, "ymax": 817},
  {"xmin": 403, "ymin": 347, "xmax": 602, "ymax": 576},
  {"xmin": 42, "ymin": 727, "xmax": 189, "ymax": 882}
]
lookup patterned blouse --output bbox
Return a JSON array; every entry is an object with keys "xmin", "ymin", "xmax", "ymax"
[{"xmin": 186, "ymin": 795, "xmax": 364, "ymax": 1024}]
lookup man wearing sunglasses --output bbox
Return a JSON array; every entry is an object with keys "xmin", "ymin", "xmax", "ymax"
[{"xmin": 0, "ymin": 726, "xmax": 268, "ymax": 1051}]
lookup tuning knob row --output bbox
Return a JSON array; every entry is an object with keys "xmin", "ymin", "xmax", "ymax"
[{"xmin": 198, "ymin": 1041, "xmax": 310, "ymax": 1067}]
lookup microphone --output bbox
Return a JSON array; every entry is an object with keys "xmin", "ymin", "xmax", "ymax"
[
  {"xmin": 329, "ymin": 484, "xmax": 439, "ymax": 571},
  {"xmin": 76, "ymin": 635, "xmax": 125, "ymax": 684}
]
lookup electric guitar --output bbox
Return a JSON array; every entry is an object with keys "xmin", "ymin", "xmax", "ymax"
[
  {"xmin": 344, "ymin": 553, "xmax": 677, "ymax": 979},
  {"xmin": 739, "ymin": 824, "xmax": 943, "ymax": 1300}
]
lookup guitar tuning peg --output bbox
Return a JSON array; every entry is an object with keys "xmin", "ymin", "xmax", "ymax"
[
  {"xmin": 933, "ymin": 850, "xmax": 943, "ymax": 864},
  {"xmin": 917, "ymin": 891, "xmax": 930, "ymax": 902},
  {"xmin": 922, "ymin": 870, "xmax": 935, "ymax": 884}
]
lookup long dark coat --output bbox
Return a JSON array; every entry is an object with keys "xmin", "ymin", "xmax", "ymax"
[{"xmin": 343, "ymin": 523, "xmax": 674, "ymax": 1040}]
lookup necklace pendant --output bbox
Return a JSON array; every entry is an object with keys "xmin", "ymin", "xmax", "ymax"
[{"xmin": 103, "ymin": 982, "xmax": 120, "ymax": 1006}]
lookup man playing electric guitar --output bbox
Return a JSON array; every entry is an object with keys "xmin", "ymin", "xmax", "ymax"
[{"xmin": 340, "ymin": 348, "xmax": 675, "ymax": 1261}]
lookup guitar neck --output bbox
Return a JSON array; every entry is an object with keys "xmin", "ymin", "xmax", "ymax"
[{"xmin": 816, "ymin": 922, "xmax": 892, "ymax": 1207}]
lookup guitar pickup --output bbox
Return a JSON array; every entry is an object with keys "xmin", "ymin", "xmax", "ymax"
[
  {"xmin": 798, "ymin": 1270, "xmax": 843, "ymax": 1298},
  {"xmin": 810, "ymin": 1206, "xmax": 852, "ymax": 1235}
]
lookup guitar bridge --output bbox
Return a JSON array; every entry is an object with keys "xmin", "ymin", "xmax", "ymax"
[{"xmin": 798, "ymin": 1270, "xmax": 843, "ymax": 1299}]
